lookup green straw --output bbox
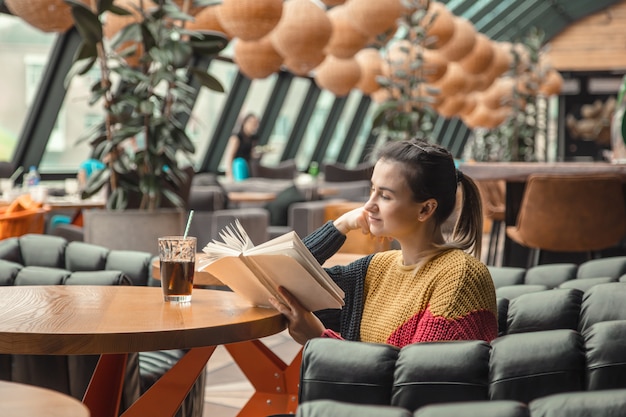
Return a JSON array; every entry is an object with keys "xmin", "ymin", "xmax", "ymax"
[{"xmin": 183, "ymin": 210, "xmax": 194, "ymax": 240}]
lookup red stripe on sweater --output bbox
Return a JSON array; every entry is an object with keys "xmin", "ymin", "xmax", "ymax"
[{"xmin": 387, "ymin": 308, "xmax": 497, "ymax": 347}]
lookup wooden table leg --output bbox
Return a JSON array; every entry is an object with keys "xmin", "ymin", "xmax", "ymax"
[
  {"xmin": 83, "ymin": 353, "xmax": 128, "ymax": 417},
  {"xmin": 121, "ymin": 346, "xmax": 216, "ymax": 417},
  {"xmin": 226, "ymin": 340, "xmax": 302, "ymax": 417}
]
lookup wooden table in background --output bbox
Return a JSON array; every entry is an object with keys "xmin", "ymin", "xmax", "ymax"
[
  {"xmin": 0, "ymin": 380, "xmax": 90, "ymax": 417},
  {"xmin": 0, "ymin": 286, "xmax": 285, "ymax": 417},
  {"xmin": 227, "ymin": 191, "xmax": 276, "ymax": 207}
]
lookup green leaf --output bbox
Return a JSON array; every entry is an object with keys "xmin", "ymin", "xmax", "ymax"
[
  {"xmin": 621, "ymin": 108, "xmax": 626, "ymax": 146},
  {"xmin": 190, "ymin": 68, "xmax": 224, "ymax": 92},
  {"xmin": 69, "ymin": 4, "xmax": 103, "ymax": 45},
  {"xmin": 171, "ymin": 127, "xmax": 195, "ymax": 153},
  {"xmin": 617, "ymin": 75, "xmax": 626, "ymax": 106},
  {"xmin": 111, "ymin": 22, "xmax": 141, "ymax": 51},
  {"xmin": 82, "ymin": 167, "xmax": 110, "ymax": 198},
  {"xmin": 188, "ymin": 31, "xmax": 229, "ymax": 55},
  {"xmin": 107, "ymin": 187, "xmax": 128, "ymax": 210},
  {"xmin": 64, "ymin": 54, "xmax": 96, "ymax": 88},
  {"xmin": 167, "ymin": 39, "xmax": 193, "ymax": 68},
  {"xmin": 108, "ymin": 4, "xmax": 132, "ymax": 15},
  {"xmin": 96, "ymin": 0, "xmax": 115, "ymax": 14},
  {"xmin": 193, "ymin": 0, "xmax": 222, "ymax": 6},
  {"xmin": 162, "ymin": 187, "xmax": 184, "ymax": 208}
]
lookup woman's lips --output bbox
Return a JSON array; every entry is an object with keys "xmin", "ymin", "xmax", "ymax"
[{"xmin": 368, "ymin": 216, "xmax": 380, "ymax": 224}]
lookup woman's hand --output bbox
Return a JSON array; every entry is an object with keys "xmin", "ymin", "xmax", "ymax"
[
  {"xmin": 333, "ymin": 206, "xmax": 370, "ymax": 236},
  {"xmin": 268, "ymin": 286, "xmax": 325, "ymax": 345}
]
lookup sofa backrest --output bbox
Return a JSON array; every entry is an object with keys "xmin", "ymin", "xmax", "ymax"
[
  {"xmin": 0, "ymin": 233, "xmax": 153, "ymax": 286},
  {"xmin": 299, "ymin": 319, "xmax": 626, "ymax": 412},
  {"xmin": 489, "ymin": 256, "xmax": 626, "ymax": 293}
]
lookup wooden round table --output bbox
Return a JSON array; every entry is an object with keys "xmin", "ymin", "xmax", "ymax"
[
  {"xmin": 0, "ymin": 286, "xmax": 286, "ymax": 417},
  {"xmin": 0, "ymin": 380, "xmax": 90, "ymax": 417}
]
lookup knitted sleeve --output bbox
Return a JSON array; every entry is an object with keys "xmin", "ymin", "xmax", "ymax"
[{"xmin": 304, "ymin": 221, "xmax": 372, "ymax": 341}]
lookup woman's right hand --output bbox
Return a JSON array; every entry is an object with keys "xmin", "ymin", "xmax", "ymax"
[{"xmin": 333, "ymin": 206, "xmax": 370, "ymax": 236}]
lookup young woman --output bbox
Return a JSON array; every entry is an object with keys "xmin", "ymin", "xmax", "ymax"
[
  {"xmin": 224, "ymin": 113, "xmax": 260, "ymax": 181},
  {"xmin": 269, "ymin": 139, "xmax": 498, "ymax": 347}
]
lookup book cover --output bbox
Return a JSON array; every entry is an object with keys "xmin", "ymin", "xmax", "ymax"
[{"xmin": 197, "ymin": 220, "xmax": 345, "ymax": 311}]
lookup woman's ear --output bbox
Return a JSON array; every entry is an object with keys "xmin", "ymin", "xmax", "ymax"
[{"xmin": 418, "ymin": 199, "xmax": 438, "ymax": 221}]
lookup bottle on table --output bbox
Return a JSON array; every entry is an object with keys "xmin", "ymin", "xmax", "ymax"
[{"xmin": 23, "ymin": 166, "xmax": 40, "ymax": 190}]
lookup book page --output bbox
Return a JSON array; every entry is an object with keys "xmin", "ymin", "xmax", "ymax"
[
  {"xmin": 199, "ymin": 220, "xmax": 345, "ymax": 310},
  {"xmin": 201, "ymin": 257, "xmax": 274, "ymax": 308},
  {"xmin": 245, "ymin": 254, "xmax": 344, "ymax": 311},
  {"xmin": 246, "ymin": 231, "xmax": 345, "ymax": 302}
]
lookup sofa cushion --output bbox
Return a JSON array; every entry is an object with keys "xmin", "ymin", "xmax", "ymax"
[
  {"xmin": 487, "ymin": 266, "xmax": 525, "ymax": 288},
  {"xmin": 298, "ymin": 400, "xmax": 412, "ymax": 417},
  {"xmin": 578, "ymin": 282, "xmax": 626, "ymax": 333},
  {"xmin": 524, "ymin": 263, "xmax": 577, "ymax": 288},
  {"xmin": 105, "ymin": 250, "xmax": 153, "ymax": 286},
  {"xmin": 65, "ymin": 241, "xmax": 109, "ymax": 271},
  {"xmin": 506, "ymin": 288, "xmax": 582, "ymax": 334},
  {"xmin": 299, "ymin": 338, "xmax": 399, "ymax": 406},
  {"xmin": 495, "ymin": 284, "xmax": 548, "ymax": 300},
  {"xmin": 489, "ymin": 330, "xmax": 585, "ymax": 403},
  {"xmin": 558, "ymin": 276, "xmax": 617, "ymax": 292},
  {"xmin": 414, "ymin": 401, "xmax": 530, "ymax": 417},
  {"xmin": 65, "ymin": 271, "xmax": 131, "ymax": 286},
  {"xmin": 0, "ymin": 237, "xmax": 22, "ymax": 264},
  {"xmin": 0, "ymin": 260, "xmax": 22, "ymax": 285},
  {"xmin": 14, "ymin": 266, "xmax": 70, "ymax": 285},
  {"xmin": 529, "ymin": 389, "xmax": 626, "ymax": 417},
  {"xmin": 576, "ymin": 256, "xmax": 626, "ymax": 279},
  {"xmin": 392, "ymin": 340, "xmax": 491, "ymax": 411},
  {"xmin": 19, "ymin": 234, "xmax": 67, "ymax": 268},
  {"xmin": 583, "ymin": 319, "xmax": 626, "ymax": 390}
]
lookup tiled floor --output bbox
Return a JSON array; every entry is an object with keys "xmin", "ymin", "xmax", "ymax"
[{"xmin": 201, "ymin": 230, "xmax": 500, "ymax": 417}]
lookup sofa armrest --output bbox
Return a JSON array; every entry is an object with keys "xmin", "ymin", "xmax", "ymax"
[{"xmin": 0, "ymin": 259, "xmax": 22, "ymax": 285}]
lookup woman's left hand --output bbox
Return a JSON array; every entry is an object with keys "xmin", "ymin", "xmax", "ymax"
[{"xmin": 268, "ymin": 286, "xmax": 325, "ymax": 345}]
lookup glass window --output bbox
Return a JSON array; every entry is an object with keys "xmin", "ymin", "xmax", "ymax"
[
  {"xmin": 39, "ymin": 66, "xmax": 103, "ymax": 172},
  {"xmin": 323, "ymin": 91, "xmax": 364, "ymax": 164},
  {"xmin": 263, "ymin": 77, "xmax": 311, "ymax": 166},
  {"xmin": 295, "ymin": 89, "xmax": 334, "ymax": 169},
  {"xmin": 187, "ymin": 59, "xmax": 238, "ymax": 169},
  {"xmin": 347, "ymin": 103, "xmax": 378, "ymax": 165},
  {"xmin": 0, "ymin": 15, "xmax": 56, "ymax": 162},
  {"xmin": 217, "ymin": 73, "xmax": 277, "ymax": 171}
]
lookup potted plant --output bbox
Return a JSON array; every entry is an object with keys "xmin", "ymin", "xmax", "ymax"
[
  {"xmin": 65, "ymin": 0, "xmax": 228, "ymax": 210},
  {"xmin": 60, "ymin": 0, "xmax": 228, "ymax": 251}
]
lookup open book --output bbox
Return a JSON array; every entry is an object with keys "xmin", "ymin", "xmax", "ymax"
[{"xmin": 197, "ymin": 220, "xmax": 345, "ymax": 311}]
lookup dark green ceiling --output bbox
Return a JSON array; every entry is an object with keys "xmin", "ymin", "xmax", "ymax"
[{"xmin": 441, "ymin": 0, "xmax": 623, "ymax": 42}]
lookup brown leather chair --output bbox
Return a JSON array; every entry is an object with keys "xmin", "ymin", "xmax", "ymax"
[
  {"xmin": 477, "ymin": 180, "xmax": 506, "ymax": 266},
  {"xmin": 506, "ymin": 174, "xmax": 626, "ymax": 267}
]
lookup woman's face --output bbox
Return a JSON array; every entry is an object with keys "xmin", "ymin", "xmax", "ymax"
[
  {"xmin": 364, "ymin": 159, "xmax": 424, "ymax": 240},
  {"xmin": 243, "ymin": 116, "xmax": 259, "ymax": 135}
]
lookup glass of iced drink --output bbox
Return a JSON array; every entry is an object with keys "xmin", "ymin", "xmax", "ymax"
[{"xmin": 158, "ymin": 236, "xmax": 196, "ymax": 302}]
